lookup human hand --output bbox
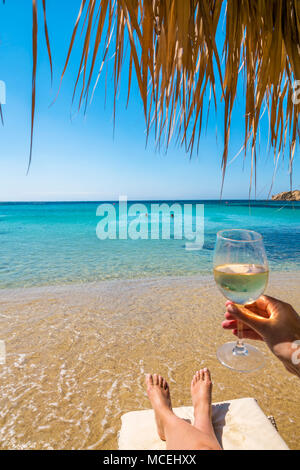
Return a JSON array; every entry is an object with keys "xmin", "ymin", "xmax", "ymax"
[{"xmin": 222, "ymin": 295, "xmax": 300, "ymax": 377}]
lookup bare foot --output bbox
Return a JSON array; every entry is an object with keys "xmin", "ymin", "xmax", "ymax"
[
  {"xmin": 191, "ymin": 368, "xmax": 222, "ymax": 450},
  {"xmin": 191, "ymin": 367, "xmax": 221, "ymax": 450},
  {"xmin": 191, "ymin": 368, "xmax": 212, "ymax": 418},
  {"xmin": 146, "ymin": 373, "xmax": 172, "ymax": 441}
]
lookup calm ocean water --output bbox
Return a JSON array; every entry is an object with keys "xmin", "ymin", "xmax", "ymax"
[{"xmin": 0, "ymin": 200, "xmax": 299, "ymax": 288}]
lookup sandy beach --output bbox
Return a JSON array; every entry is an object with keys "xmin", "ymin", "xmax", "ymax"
[{"xmin": 0, "ymin": 271, "xmax": 299, "ymax": 449}]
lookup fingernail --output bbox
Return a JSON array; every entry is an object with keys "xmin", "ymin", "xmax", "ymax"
[{"xmin": 227, "ymin": 304, "xmax": 237, "ymax": 313}]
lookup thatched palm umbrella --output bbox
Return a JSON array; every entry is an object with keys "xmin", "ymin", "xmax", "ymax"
[{"xmin": 23, "ymin": 1, "xmax": 300, "ymax": 188}]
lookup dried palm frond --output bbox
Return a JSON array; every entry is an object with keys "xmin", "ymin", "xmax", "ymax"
[
  {"xmin": 28, "ymin": 1, "xmax": 300, "ymax": 188},
  {"xmin": 28, "ymin": 0, "xmax": 53, "ymax": 173},
  {"xmin": 29, "ymin": 0, "xmax": 38, "ymax": 173}
]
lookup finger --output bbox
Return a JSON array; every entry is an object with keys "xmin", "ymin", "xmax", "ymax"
[
  {"xmin": 223, "ymin": 316, "xmax": 247, "ymax": 328},
  {"xmin": 246, "ymin": 295, "xmax": 278, "ymax": 318},
  {"xmin": 227, "ymin": 303, "xmax": 268, "ymax": 333},
  {"xmin": 225, "ymin": 311, "xmax": 237, "ymax": 320},
  {"xmin": 232, "ymin": 328, "xmax": 263, "ymax": 341},
  {"xmin": 224, "ymin": 313, "xmax": 262, "ymax": 337},
  {"xmin": 227, "ymin": 297, "xmax": 273, "ymax": 319},
  {"xmin": 244, "ymin": 305, "xmax": 270, "ymax": 318},
  {"xmin": 226, "ymin": 322, "xmax": 262, "ymax": 339},
  {"xmin": 222, "ymin": 319, "xmax": 238, "ymax": 329},
  {"xmin": 225, "ymin": 311, "xmax": 250, "ymax": 324}
]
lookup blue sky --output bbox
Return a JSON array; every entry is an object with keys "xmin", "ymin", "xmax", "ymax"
[{"xmin": 0, "ymin": 0, "xmax": 298, "ymax": 201}]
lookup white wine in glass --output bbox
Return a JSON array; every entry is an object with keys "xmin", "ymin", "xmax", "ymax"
[{"xmin": 213, "ymin": 230, "xmax": 269, "ymax": 372}]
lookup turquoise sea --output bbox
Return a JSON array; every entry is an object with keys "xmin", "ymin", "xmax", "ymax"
[{"xmin": 0, "ymin": 200, "xmax": 299, "ymax": 289}]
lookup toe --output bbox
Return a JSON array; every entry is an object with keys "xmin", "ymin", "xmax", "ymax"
[
  {"xmin": 200, "ymin": 369, "xmax": 204, "ymax": 381},
  {"xmin": 196, "ymin": 370, "xmax": 200, "ymax": 381},
  {"xmin": 203, "ymin": 368, "xmax": 212, "ymax": 383},
  {"xmin": 153, "ymin": 373, "xmax": 159, "ymax": 385},
  {"xmin": 146, "ymin": 374, "xmax": 153, "ymax": 386},
  {"xmin": 158, "ymin": 375, "xmax": 163, "ymax": 387}
]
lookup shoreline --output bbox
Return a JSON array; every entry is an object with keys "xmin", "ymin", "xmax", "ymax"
[{"xmin": 1, "ymin": 270, "xmax": 300, "ymax": 298}]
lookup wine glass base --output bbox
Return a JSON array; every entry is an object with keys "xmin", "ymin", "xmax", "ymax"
[{"xmin": 217, "ymin": 342, "xmax": 265, "ymax": 372}]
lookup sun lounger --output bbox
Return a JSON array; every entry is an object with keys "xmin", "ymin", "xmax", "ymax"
[{"xmin": 118, "ymin": 397, "xmax": 289, "ymax": 450}]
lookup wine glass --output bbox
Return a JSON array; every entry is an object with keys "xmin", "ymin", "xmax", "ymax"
[{"xmin": 213, "ymin": 229, "xmax": 269, "ymax": 372}]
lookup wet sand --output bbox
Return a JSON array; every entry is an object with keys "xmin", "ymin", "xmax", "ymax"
[{"xmin": 0, "ymin": 272, "xmax": 299, "ymax": 450}]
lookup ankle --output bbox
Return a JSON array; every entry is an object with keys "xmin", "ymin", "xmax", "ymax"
[
  {"xmin": 193, "ymin": 402, "xmax": 211, "ymax": 417},
  {"xmin": 154, "ymin": 405, "xmax": 174, "ymax": 420}
]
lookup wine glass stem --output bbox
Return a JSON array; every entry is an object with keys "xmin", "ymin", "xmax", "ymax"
[
  {"xmin": 233, "ymin": 305, "xmax": 248, "ymax": 355},
  {"xmin": 236, "ymin": 320, "xmax": 244, "ymax": 348}
]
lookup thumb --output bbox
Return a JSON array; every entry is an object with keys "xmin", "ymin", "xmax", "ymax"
[{"xmin": 227, "ymin": 303, "xmax": 268, "ymax": 334}]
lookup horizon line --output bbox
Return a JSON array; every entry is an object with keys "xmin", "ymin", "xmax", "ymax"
[{"xmin": 0, "ymin": 198, "xmax": 292, "ymax": 204}]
